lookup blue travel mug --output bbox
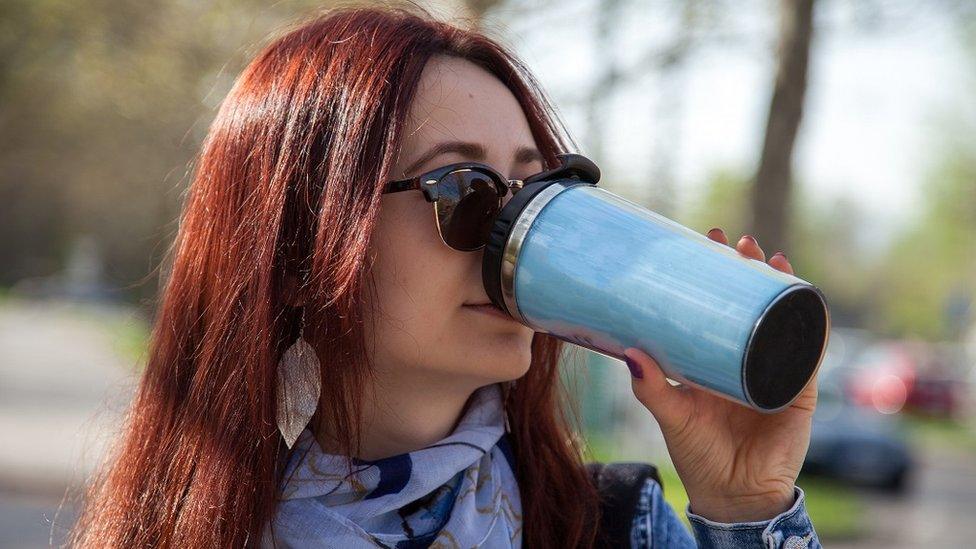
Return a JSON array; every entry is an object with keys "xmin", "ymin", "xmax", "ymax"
[{"xmin": 483, "ymin": 154, "xmax": 830, "ymax": 412}]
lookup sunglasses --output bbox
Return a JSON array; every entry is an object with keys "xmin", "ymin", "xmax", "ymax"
[{"xmin": 382, "ymin": 153, "xmax": 600, "ymax": 251}]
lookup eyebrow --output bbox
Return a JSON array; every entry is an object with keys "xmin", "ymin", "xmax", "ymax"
[{"xmin": 401, "ymin": 141, "xmax": 544, "ymax": 177}]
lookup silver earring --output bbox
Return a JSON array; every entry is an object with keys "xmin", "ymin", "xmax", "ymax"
[{"xmin": 275, "ymin": 307, "xmax": 322, "ymax": 448}]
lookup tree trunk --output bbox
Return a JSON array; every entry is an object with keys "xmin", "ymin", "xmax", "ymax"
[{"xmin": 749, "ymin": 0, "xmax": 815, "ymax": 255}]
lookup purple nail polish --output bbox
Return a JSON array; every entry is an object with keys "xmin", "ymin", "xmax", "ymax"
[{"xmin": 625, "ymin": 356, "xmax": 643, "ymax": 379}]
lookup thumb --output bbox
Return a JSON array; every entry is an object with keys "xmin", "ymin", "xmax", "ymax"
[{"xmin": 624, "ymin": 347, "xmax": 692, "ymax": 431}]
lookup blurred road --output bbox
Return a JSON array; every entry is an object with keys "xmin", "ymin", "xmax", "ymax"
[
  {"xmin": 1, "ymin": 299, "xmax": 975, "ymax": 547},
  {"xmin": 0, "ymin": 299, "xmax": 138, "ymax": 548},
  {"xmin": 0, "ymin": 493, "xmax": 78, "ymax": 549},
  {"xmin": 832, "ymin": 443, "xmax": 976, "ymax": 548}
]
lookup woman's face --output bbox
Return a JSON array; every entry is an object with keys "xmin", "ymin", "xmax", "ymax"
[{"xmin": 363, "ymin": 55, "xmax": 543, "ymax": 391}]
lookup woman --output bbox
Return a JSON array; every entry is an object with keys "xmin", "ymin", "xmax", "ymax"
[{"xmin": 69, "ymin": 5, "xmax": 821, "ymax": 548}]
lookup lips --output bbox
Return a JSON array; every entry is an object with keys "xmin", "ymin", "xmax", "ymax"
[
  {"xmin": 464, "ymin": 301, "xmax": 512, "ymax": 320},
  {"xmin": 464, "ymin": 302, "xmax": 503, "ymax": 311}
]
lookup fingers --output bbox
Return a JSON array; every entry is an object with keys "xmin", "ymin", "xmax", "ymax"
[
  {"xmin": 706, "ymin": 228, "xmax": 729, "ymax": 245},
  {"xmin": 706, "ymin": 227, "xmax": 795, "ymax": 275},
  {"xmin": 791, "ymin": 370, "xmax": 819, "ymax": 413},
  {"xmin": 768, "ymin": 252, "xmax": 794, "ymax": 275},
  {"xmin": 624, "ymin": 347, "xmax": 692, "ymax": 431},
  {"xmin": 736, "ymin": 234, "xmax": 765, "ymax": 262}
]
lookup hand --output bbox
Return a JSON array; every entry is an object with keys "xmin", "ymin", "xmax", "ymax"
[{"xmin": 624, "ymin": 229, "xmax": 817, "ymax": 523}]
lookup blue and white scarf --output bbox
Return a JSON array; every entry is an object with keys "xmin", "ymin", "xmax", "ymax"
[{"xmin": 262, "ymin": 382, "xmax": 522, "ymax": 548}]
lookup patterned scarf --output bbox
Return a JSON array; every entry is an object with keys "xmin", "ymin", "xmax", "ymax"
[{"xmin": 261, "ymin": 382, "xmax": 522, "ymax": 548}]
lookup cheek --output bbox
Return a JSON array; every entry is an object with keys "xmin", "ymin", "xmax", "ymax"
[
  {"xmin": 371, "ymin": 255, "xmax": 453, "ymax": 325},
  {"xmin": 363, "ymin": 205, "xmax": 464, "ymax": 361},
  {"xmin": 363, "ymin": 197, "xmax": 535, "ymax": 377}
]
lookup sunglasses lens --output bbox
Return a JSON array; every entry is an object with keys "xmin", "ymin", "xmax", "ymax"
[{"xmin": 435, "ymin": 171, "xmax": 502, "ymax": 250}]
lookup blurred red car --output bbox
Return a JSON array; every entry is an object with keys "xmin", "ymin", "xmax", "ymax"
[
  {"xmin": 844, "ymin": 340, "xmax": 964, "ymax": 418},
  {"xmin": 906, "ymin": 377, "xmax": 959, "ymax": 417},
  {"xmin": 844, "ymin": 342, "xmax": 917, "ymax": 415}
]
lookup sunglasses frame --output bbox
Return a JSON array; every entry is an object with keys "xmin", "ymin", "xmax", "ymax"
[
  {"xmin": 381, "ymin": 161, "xmax": 525, "ymax": 251},
  {"xmin": 381, "ymin": 153, "xmax": 601, "ymax": 251}
]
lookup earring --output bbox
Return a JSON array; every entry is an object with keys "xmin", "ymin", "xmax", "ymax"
[{"xmin": 275, "ymin": 307, "xmax": 322, "ymax": 449}]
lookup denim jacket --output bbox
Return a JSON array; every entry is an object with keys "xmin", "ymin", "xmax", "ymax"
[{"xmin": 630, "ymin": 478, "xmax": 821, "ymax": 548}]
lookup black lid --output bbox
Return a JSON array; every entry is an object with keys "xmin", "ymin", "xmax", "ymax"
[
  {"xmin": 482, "ymin": 153, "xmax": 602, "ymax": 315},
  {"xmin": 482, "ymin": 179, "xmax": 564, "ymax": 313}
]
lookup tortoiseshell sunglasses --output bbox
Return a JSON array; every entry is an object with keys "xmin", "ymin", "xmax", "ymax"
[{"xmin": 382, "ymin": 153, "xmax": 598, "ymax": 251}]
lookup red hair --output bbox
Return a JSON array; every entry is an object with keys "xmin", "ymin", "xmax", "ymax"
[{"xmin": 68, "ymin": 4, "xmax": 601, "ymax": 547}]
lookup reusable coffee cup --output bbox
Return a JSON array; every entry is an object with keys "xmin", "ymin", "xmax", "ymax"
[{"xmin": 483, "ymin": 154, "xmax": 830, "ymax": 412}]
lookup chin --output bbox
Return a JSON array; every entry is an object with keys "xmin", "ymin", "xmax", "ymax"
[{"xmin": 474, "ymin": 338, "xmax": 533, "ymax": 382}]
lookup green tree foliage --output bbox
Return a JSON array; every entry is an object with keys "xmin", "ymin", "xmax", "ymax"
[
  {"xmin": 682, "ymin": 168, "xmax": 750, "ymax": 238},
  {"xmin": 682, "ymin": 152, "xmax": 976, "ymax": 341},
  {"xmin": 874, "ymin": 147, "xmax": 976, "ymax": 339},
  {"xmin": 681, "ymin": 168, "xmax": 872, "ymax": 329},
  {"xmin": 0, "ymin": 0, "xmax": 334, "ymax": 302}
]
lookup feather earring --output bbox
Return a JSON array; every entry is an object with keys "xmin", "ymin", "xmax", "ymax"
[{"xmin": 275, "ymin": 307, "xmax": 322, "ymax": 449}]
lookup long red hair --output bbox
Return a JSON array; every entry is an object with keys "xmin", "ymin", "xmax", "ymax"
[{"xmin": 68, "ymin": 4, "xmax": 602, "ymax": 547}]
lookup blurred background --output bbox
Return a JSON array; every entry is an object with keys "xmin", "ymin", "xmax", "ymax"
[{"xmin": 1, "ymin": 0, "xmax": 974, "ymax": 547}]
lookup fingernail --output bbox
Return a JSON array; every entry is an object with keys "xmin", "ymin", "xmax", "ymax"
[
  {"xmin": 625, "ymin": 356, "xmax": 643, "ymax": 379},
  {"xmin": 707, "ymin": 227, "xmax": 722, "ymax": 234},
  {"xmin": 772, "ymin": 250, "xmax": 787, "ymax": 259},
  {"xmin": 741, "ymin": 234, "xmax": 757, "ymax": 244}
]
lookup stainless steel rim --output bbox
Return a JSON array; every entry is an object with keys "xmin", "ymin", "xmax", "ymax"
[
  {"xmin": 499, "ymin": 182, "xmax": 574, "ymax": 325},
  {"xmin": 741, "ymin": 283, "xmax": 831, "ymax": 413}
]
